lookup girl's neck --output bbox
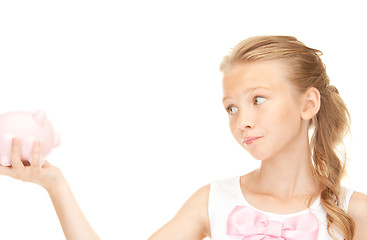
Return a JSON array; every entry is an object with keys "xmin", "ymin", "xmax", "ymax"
[{"xmin": 249, "ymin": 134, "xmax": 321, "ymax": 199}]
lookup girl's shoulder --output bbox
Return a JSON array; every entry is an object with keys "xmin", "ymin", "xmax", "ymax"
[
  {"xmin": 348, "ymin": 191, "xmax": 367, "ymax": 216},
  {"xmin": 348, "ymin": 191, "xmax": 367, "ymax": 238}
]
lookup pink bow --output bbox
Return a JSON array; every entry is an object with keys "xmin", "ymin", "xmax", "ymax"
[{"xmin": 227, "ymin": 206, "xmax": 319, "ymax": 240}]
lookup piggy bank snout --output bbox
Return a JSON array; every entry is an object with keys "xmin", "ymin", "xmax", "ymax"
[{"xmin": 54, "ymin": 133, "xmax": 60, "ymax": 147}]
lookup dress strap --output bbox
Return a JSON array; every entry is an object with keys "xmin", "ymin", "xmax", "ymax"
[{"xmin": 340, "ymin": 186, "xmax": 354, "ymax": 212}]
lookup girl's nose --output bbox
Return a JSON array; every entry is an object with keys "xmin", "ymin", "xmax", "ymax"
[{"xmin": 236, "ymin": 110, "xmax": 254, "ymax": 130}]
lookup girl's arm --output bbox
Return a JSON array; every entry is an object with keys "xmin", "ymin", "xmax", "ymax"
[
  {"xmin": 348, "ymin": 191, "xmax": 367, "ymax": 240},
  {"xmin": 148, "ymin": 184, "xmax": 211, "ymax": 240},
  {"xmin": 0, "ymin": 138, "xmax": 100, "ymax": 240}
]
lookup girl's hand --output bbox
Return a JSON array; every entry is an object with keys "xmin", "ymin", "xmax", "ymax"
[
  {"xmin": 0, "ymin": 138, "xmax": 64, "ymax": 192},
  {"xmin": 0, "ymin": 138, "xmax": 100, "ymax": 239}
]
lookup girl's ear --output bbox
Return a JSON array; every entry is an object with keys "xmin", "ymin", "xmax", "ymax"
[{"xmin": 301, "ymin": 87, "xmax": 321, "ymax": 120}]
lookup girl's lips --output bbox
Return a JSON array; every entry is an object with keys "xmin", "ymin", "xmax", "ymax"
[{"xmin": 243, "ymin": 136, "xmax": 263, "ymax": 145}]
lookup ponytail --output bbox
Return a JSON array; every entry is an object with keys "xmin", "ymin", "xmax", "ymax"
[{"xmin": 311, "ymin": 84, "xmax": 355, "ymax": 239}]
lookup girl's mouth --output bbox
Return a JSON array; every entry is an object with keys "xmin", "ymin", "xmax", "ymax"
[{"xmin": 243, "ymin": 137, "xmax": 263, "ymax": 145}]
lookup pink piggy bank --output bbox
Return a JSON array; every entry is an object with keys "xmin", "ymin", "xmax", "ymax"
[{"xmin": 0, "ymin": 110, "xmax": 60, "ymax": 166}]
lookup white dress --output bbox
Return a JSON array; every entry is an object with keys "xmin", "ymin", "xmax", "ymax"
[{"xmin": 208, "ymin": 176, "xmax": 354, "ymax": 240}]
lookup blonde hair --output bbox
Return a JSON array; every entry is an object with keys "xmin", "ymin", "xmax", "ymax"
[{"xmin": 220, "ymin": 36, "xmax": 355, "ymax": 239}]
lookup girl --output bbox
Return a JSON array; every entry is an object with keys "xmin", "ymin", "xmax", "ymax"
[
  {"xmin": 0, "ymin": 139, "xmax": 100, "ymax": 240},
  {"xmin": 149, "ymin": 36, "xmax": 367, "ymax": 240}
]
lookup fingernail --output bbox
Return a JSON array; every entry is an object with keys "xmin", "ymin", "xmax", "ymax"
[
  {"xmin": 12, "ymin": 138, "xmax": 18, "ymax": 146},
  {"xmin": 35, "ymin": 141, "xmax": 40, "ymax": 147}
]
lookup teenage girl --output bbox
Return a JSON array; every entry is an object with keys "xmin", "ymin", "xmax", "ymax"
[
  {"xmin": 0, "ymin": 139, "xmax": 100, "ymax": 239},
  {"xmin": 149, "ymin": 36, "xmax": 367, "ymax": 240}
]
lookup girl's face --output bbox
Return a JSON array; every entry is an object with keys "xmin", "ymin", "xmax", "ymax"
[{"xmin": 222, "ymin": 61, "xmax": 306, "ymax": 161}]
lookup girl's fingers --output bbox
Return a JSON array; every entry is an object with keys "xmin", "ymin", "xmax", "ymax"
[
  {"xmin": 2, "ymin": 139, "xmax": 54, "ymax": 185},
  {"xmin": 30, "ymin": 141, "xmax": 41, "ymax": 168},
  {"xmin": 10, "ymin": 138, "xmax": 24, "ymax": 169}
]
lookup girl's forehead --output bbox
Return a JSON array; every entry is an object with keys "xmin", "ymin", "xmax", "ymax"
[{"xmin": 222, "ymin": 61, "xmax": 292, "ymax": 92}]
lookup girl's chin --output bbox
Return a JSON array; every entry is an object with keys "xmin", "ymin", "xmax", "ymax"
[
  {"xmin": 247, "ymin": 151, "xmax": 269, "ymax": 161},
  {"xmin": 251, "ymin": 155, "xmax": 266, "ymax": 161}
]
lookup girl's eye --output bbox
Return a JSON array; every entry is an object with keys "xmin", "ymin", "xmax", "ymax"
[
  {"xmin": 254, "ymin": 96, "xmax": 266, "ymax": 105},
  {"xmin": 226, "ymin": 106, "xmax": 238, "ymax": 115}
]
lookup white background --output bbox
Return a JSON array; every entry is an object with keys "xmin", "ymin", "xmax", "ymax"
[{"xmin": 0, "ymin": 0, "xmax": 366, "ymax": 239}]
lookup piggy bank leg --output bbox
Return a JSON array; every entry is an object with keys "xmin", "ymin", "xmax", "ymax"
[{"xmin": 0, "ymin": 155, "xmax": 11, "ymax": 166}]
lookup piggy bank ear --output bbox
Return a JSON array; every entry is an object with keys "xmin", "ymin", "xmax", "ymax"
[{"xmin": 32, "ymin": 109, "xmax": 46, "ymax": 126}]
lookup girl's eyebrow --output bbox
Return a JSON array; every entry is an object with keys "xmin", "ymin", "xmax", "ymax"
[{"xmin": 222, "ymin": 87, "xmax": 270, "ymax": 102}]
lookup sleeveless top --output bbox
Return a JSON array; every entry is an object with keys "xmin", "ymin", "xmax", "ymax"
[{"xmin": 208, "ymin": 176, "xmax": 354, "ymax": 240}]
